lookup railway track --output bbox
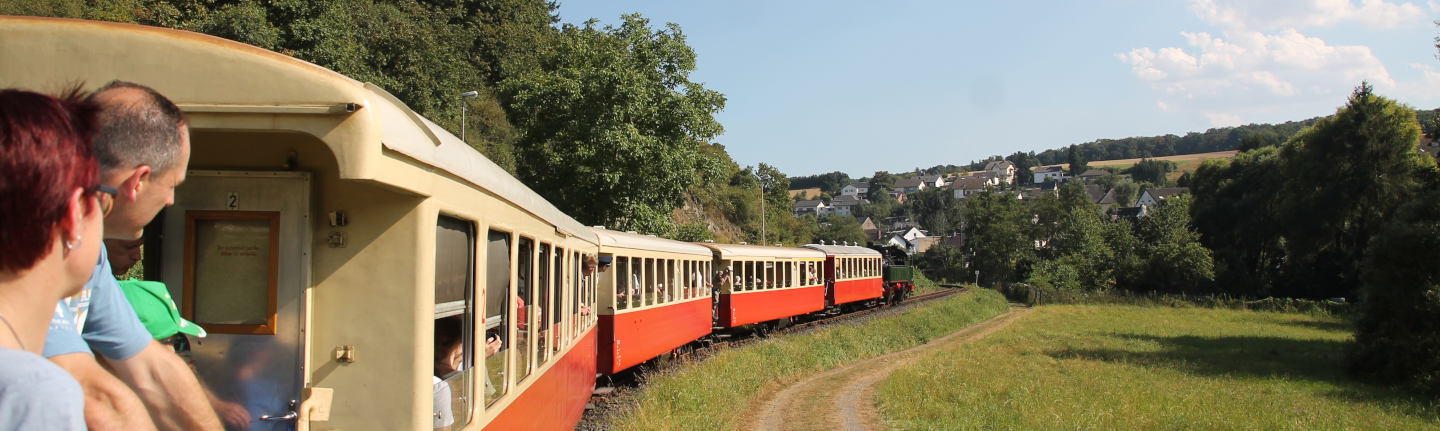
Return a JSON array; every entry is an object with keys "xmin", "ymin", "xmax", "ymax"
[{"xmin": 580, "ymin": 285, "xmax": 969, "ymax": 429}]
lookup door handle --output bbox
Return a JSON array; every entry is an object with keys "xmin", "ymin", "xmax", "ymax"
[
  {"xmin": 259, "ymin": 411, "xmax": 298, "ymax": 422},
  {"xmin": 260, "ymin": 399, "xmax": 299, "ymax": 422}
]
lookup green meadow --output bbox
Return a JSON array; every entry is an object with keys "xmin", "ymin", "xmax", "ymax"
[
  {"xmin": 600, "ymin": 288, "xmax": 1009, "ymax": 430},
  {"xmin": 877, "ymin": 305, "xmax": 1440, "ymax": 430}
]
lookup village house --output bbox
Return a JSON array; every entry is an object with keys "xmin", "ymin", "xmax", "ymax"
[
  {"xmin": 1079, "ymin": 168, "xmax": 1110, "ymax": 183},
  {"xmin": 951, "ymin": 176, "xmax": 991, "ymax": 199},
  {"xmin": 893, "ymin": 177, "xmax": 926, "ymax": 193},
  {"xmin": 839, "ymin": 182, "xmax": 870, "ymax": 197},
  {"xmin": 859, "ymin": 217, "xmax": 882, "ymax": 241},
  {"xmin": 984, "ymin": 160, "xmax": 1016, "ymax": 185},
  {"xmin": 919, "ymin": 174, "xmax": 947, "ymax": 189},
  {"xmin": 1033, "ymin": 165, "xmax": 1066, "ymax": 184},
  {"xmin": 829, "ymin": 195, "xmax": 869, "ymax": 217},
  {"xmin": 1137, "ymin": 187, "xmax": 1189, "ymax": 207},
  {"xmin": 793, "ymin": 199, "xmax": 827, "ymax": 216}
]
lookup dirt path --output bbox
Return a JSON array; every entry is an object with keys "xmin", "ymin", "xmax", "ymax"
[{"xmin": 746, "ymin": 306, "xmax": 1030, "ymax": 431}]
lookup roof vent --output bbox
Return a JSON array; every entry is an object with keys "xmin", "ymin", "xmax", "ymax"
[
  {"xmin": 626, "ymin": 231, "xmax": 638, "ymax": 234},
  {"xmin": 704, "ymin": 240, "xmax": 715, "ymax": 243},
  {"xmin": 739, "ymin": 242, "xmax": 748, "ymax": 245},
  {"xmin": 593, "ymin": 225, "xmax": 606, "ymax": 229}
]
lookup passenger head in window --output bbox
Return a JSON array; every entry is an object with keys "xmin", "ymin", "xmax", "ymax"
[
  {"xmin": 433, "ymin": 316, "xmax": 464, "ymax": 378},
  {"xmin": 583, "ymin": 254, "xmax": 599, "ymax": 276},
  {"xmin": 0, "ymin": 88, "xmax": 105, "ymax": 428}
]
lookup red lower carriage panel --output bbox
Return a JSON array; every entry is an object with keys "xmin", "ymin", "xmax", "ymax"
[
  {"xmin": 486, "ymin": 327, "xmax": 598, "ymax": 431},
  {"xmin": 719, "ymin": 285, "xmax": 825, "ymax": 328},
  {"xmin": 598, "ymin": 297, "xmax": 712, "ymax": 374},
  {"xmin": 831, "ymin": 277, "xmax": 884, "ymax": 306}
]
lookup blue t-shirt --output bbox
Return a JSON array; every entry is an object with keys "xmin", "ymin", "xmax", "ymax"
[
  {"xmin": 0, "ymin": 347, "xmax": 86, "ymax": 430},
  {"xmin": 43, "ymin": 246, "xmax": 153, "ymax": 359}
]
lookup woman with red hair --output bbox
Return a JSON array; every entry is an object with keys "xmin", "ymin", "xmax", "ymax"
[{"xmin": 0, "ymin": 88, "xmax": 111, "ymax": 429}]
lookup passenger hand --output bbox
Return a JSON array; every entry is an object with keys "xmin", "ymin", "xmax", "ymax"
[
  {"xmin": 213, "ymin": 400, "xmax": 250, "ymax": 430},
  {"xmin": 485, "ymin": 336, "xmax": 502, "ymax": 357}
]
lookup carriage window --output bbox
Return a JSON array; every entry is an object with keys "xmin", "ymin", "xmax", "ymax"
[
  {"xmin": 643, "ymin": 258, "xmax": 656, "ymax": 306},
  {"xmin": 516, "ymin": 238, "xmax": 534, "ymax": 381},
  {"xmin": 666, "ymin": 259, "xmax": 677, "ymax": 302},
  {"xmin": 483, "ymin": 230, "xmax": 510, "ymax": 407},
  {"xmin": 537, "ymin": 244, "xmax": 551, "ymax": 365},
  {"xmin": 434, "ymin": 216, "xmax": 474, "ymax": 428},
  {"xmin": 572, "ymin": 251, "xmax": 581, "ymax": 338},
  {"xmin": 553, "ymin": 248, "xmax": 564, "ymax": 353},
  {"xmin": 615, "ymin": 256, "xmax": 630, "ymax": 310}
]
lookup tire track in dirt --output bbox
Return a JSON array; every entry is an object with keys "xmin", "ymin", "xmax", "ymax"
[{"xmin": 746, "ymin": 306, "xmax": 1030, "ymax": 431}]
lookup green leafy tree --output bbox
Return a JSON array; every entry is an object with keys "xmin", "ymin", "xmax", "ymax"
[
  {"xmin": 501, "ymin": 14, "xmax": 725, "ymax": 232},
  {"xmin": 1189, "ymin": 148, "xmax": 1286, "ymax": 297},
  {"xmin": 962, "ymin": 191, "xmax": 1034, "ymax": 286},
  {"xmin": 866, "ymin": 171, "xmax": 895, "ymax": 201},
  {"xmin": 812, "ymin": 215, "xmax": 866, "ymax": 245},
  {"xmin": 1067, "ymin": 144, "xmax": 1088, "ymax": 177},
  {"xmin": 915, "ymin": 244, "xmax": 968, "ymax": 282},
  {"xmin": 1349, "ymin": 188, "xmax": 1440, "ymax": 396},
  {"xmin": 1274, "ymin": 83, "xmax": 1433, "ymax": 299},
  {"xmin": 1133, "ymin": 195, "xmax": 1213, "ymax": 293},
  {"xmin": 903, "ymin": 187, "xmax": 964, "ymax": 235},
  {"xmin": 1124, "ymin": 159, "xmax": 1176, "ymax": 186}
]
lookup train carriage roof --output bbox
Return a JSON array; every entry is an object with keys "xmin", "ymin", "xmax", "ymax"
[
  {"xmin": 591, "ymin": 228, "xmax": 712, "ymax": 257},
  {"xmin": 696, "ymin": 243, "xmax": 826, "ymax": 260},
  {"xmin": 800, "ymin": 244, "xmax": 882, "ymax": 257},
  {"xmin": 0, "ymin": 16, "xmax": 594, "ymax": 241}
]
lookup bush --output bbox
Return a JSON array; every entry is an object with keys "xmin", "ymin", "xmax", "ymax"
[{"xmin": 1349, "ymin": 189, "xmax": 1440, "ymax": 397}]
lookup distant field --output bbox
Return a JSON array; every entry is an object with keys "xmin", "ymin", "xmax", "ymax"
[
  {"xmin": 1037, "ymin": 150, "xmax": 1238, "ymax": 183},
  {"xmin": 876, "ymin": 305, "xmax": 1439, "ymax": 430}
]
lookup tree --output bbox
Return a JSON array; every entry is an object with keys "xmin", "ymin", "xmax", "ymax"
[
  {"xmin": 1132, "ymin": 195, "xmax": 1213, "ymax": 293},
  {"xmin": 866, "ymin": 171, "xmax": 895, "ymax": 201},
  {"xmin": 1349, "ymin": 188, "xmax": 1440, "ymax": 396},
  {"xmin": 1005, "ymin": 151, "xmax": 1039, "ymax": 188},
  {"xmin": 1273, "ymin": 83, "xmax": 1433, "ymax": 299},
  {"xmin": 501, "ymin": 14, "xmax": 725, "ymax": 232},
  {"xmin": 903, "ymin": 187, "xmax": 964, "ymax": 235},
  {"xmin": 812, "ymin": 215, "xmax": 866, "ymax": 245},
  {"xmin": 962, "ymin": 191, "xmax": 1034, "ymax": 286},
  {"xmin": 915, "ymin": 244, "xmax": 968, "ymax": 282},
  {"xmin": 1189, "ymin": 148, "xmax": 1287, "ymax": 297},
  {"xmin": 1067, "ymin": 144, "xmax": 1088, "ymax": 177},
  {"xmin": 1124, "ymin": 159, "xmax": 1176, "ymax": 186}
]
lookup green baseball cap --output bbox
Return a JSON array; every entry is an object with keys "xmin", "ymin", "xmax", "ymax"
[{"xmin": 117, "ymin": 280, "xmax": 207, "ymax": 339}]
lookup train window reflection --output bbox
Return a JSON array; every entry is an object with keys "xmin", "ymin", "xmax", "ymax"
[
  {"xmin": 483, "ymin": 230, "xmax": 510, "ymax": 407},
  {"xmin": 615, "ymin": 257, "xmax": 630, "ymax": 310},
  {"xmin": 516, "ymin": 238, "xmax": 534, "ymax": 382},
  {"xmin": 553, "ymin": 248, "xmax": 563, "ymax": 353},
  {"xmin": 435, "ymin": 217, "xmax": 473, "ymax": 427},
  {"xmin": 537, "ymin": 244, "xmax": 550, "ymax": 365}
]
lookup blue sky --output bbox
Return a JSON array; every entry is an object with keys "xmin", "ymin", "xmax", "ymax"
[{"xmin": 556, "ymin": 1, "xmax": 1440, "ymax": 178}]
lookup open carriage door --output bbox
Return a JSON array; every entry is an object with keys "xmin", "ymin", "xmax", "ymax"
[{"xmin": 159, "ymin": 171, "xmax": 312, "ymax": 431}]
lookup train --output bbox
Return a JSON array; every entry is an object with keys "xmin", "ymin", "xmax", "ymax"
[{"xmin": 0, "ymin": 16, "xmax": 915, "ymax": 430}]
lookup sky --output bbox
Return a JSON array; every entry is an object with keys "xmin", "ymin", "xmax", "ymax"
[{"xmin": 555, "ymin": 0, "xmax": 1440, "ymax": 178}]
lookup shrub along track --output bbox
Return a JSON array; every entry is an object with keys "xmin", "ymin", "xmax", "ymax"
[
  {"xmin": 580, "ymin": 287, "xmax": 966, "ymax": 430},
  {"xmin": 745, "ymin": 305, "xmax": 1030, "ymax": 431}
]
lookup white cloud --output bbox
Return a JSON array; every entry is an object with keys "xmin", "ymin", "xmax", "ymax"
[
  {"xmin": 1189, "ymin": 0, "xmax": 1427, "ymax": 31},
  {"xmin": 1204, "ymin": 112, "xmax": 1244, "ymax": 126},
  {"xmin": 1120, "ymin": 28, "xmax": 1394, "ymax": 124}
]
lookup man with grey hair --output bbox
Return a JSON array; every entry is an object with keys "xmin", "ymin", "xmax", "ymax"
[{"xmin": 45, "ymin": 81, "xmax": 222, "ymax": 430}]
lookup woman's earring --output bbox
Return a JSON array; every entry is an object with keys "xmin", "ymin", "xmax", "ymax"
[{"xmin": 65, "ymin": 235, "xmax": 82, "ymax": 251}]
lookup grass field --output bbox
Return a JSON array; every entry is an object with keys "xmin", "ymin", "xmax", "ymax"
[
  {"xmin": 1038, "ymin": 150, "xmax": 1238, "ymax": 183},
  {"xmin": 598, "ymin": 288, "xmax": 1009, "ymax": 430},
  {"xmin": 876, "ymin": 305, "xmax": 1440, "ymax": 430}
]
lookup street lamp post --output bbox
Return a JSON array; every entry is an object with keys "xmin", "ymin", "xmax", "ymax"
[{"xmin": 460, "ymin": 90, "xmax": 479, "ymax": 141}]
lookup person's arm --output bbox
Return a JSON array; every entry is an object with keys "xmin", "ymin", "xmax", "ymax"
[
  {"xmin": 49, "ymin": 352, "xmax": 158, "ymax": 431},
  {"xmin": 105, "ymin": 341, "xmax": 223, "ymax": 431}
]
